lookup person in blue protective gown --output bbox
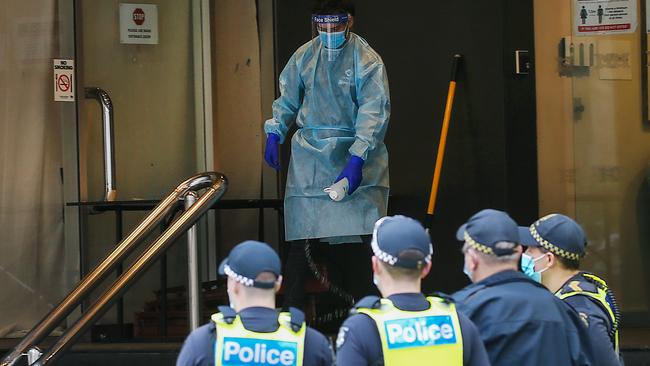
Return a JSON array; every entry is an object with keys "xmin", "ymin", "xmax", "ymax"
[{"xmin": 263, "ymin": 0, "xmax": 390, "ymax": 312}]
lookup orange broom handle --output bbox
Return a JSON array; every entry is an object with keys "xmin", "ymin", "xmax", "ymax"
[{"xmin": 427, "ymin": 54, "xmax": 462, "ymax": 216}]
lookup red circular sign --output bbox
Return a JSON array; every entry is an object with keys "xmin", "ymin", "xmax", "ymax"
[
  {"xmin": 57, "ymin": 74, "xmax": 71, "ymax": 92},
  {"xmin": 132, "ymin": 8, "xmax": 145, "ymax": 25}
]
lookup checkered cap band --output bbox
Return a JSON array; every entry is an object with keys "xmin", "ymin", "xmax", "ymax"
[
  {"xmin": 463, "ymin": 231, "xmax": 495, "ymax": 255},
  {"xmin": 529, "ymin": 224, "xmax": 582, "ymax": 261}
]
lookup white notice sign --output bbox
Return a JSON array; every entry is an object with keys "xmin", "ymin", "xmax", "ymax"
[
  {"xmin": 574, "ymin": 0, "xmax": 637, "ymax": 35},
  {"xmin": 119, "ymin": 3, "xmax": 159, "ymax": 44},
  {"xmin": 53, "ymin": 59, "xmax": 75, "ymax": 102}
]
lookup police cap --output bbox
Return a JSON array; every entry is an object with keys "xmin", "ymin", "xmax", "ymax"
[
  {"xmin": 371, "ymin": 215, "xmax": 433, "ymax": 269},
  {"xmin": 518, "ymin": 214, "xmax": 587, "ymax": 261},
  {"xmin": 218, "ymin": 240, "xmax": 281, "ymax": 289},
  {"xmin": 456, "ymin": 209, "xmax": 520, "ymax": 256}
]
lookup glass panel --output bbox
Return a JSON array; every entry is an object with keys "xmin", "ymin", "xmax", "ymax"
[
  {"xmin": 570, "ymin": 0, "xmax": 650, "ymax": 317},
  {"xmin": 0, "ymin": 1, "xmax": 67, "ymax": 336}
]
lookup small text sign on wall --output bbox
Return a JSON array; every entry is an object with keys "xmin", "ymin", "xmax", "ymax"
[
  {"xmin": 53, "ymin": 59, "xmax": 75, "ymax": 102},
  {"xmin": 119, "ymin": 3, "xmax": 159, "ymax": 44}
]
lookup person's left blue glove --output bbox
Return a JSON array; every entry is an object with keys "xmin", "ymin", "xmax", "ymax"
[{"xmin": 335, "ymin": 155, "xmax": 364, "ymax": 195}]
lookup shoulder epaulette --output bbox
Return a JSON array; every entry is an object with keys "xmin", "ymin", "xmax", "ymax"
[
  {"xmin": 287, "ymin": 307, "xmax": 305, "ymax": 332},
  {"xmin": 560, "ymin": 278, "xmax": 598, "ymax": 295},
  {"xmin": 217, "ymin": 306, "xmax": 237, "ymax": 324},
  {"xmin": 429, "ymin": 292, "xmax": 456, "ymax": 304},
  {"xmin": 353, "ymin": 295, "xmax": 381, "ymax": 310}
]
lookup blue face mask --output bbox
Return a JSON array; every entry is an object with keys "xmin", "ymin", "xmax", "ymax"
[
  {"xmin": 520, "ymin": 253, "xmax": 539, "ymax": 282},
  {"xmin": 319, "ymin": 30, "xmax": 347, "ymax": 49},
  {"xmin": 521, "ymin": 253, "xmax": 548, "ymax": 283}
]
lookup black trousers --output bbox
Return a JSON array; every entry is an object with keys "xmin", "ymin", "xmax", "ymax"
[{"xmin": 281, "ymin": 236, "xmax": 378, "ymax": 311}]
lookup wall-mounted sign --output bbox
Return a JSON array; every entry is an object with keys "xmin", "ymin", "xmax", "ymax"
[
  {"xmin": 119, "ymin": 3, "xmax": 159, "ymax": 44},
  {"xmin": 53, "ymin": 59, "xmax": 75, "ymax": 102},
  {"xmin": 574, "ymin": 0, "xmax": 637, "ymax": 35},
  {"xmin": 598, "ymin": 40, "xmax": 632, "ymax": 80}
]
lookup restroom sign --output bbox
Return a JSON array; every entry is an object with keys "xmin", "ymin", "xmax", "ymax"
[
  {"xmin": 574, "ymin": 0, "xmax": 637, "ymax": 35},
  {"xmin": 119, "ymin": 3, "xmax": 158, "ymax": 44},
  {"xmin": 53, "ymin": 59, "xmax": 75, "ymax": 102}
]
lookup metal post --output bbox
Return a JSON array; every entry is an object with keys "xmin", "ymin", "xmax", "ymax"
[{"xmin": 185, "ymin": 192, "xmax": 200, "ymax": 330}]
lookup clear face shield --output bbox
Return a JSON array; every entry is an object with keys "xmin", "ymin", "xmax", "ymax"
[{"xmin": 312, "ymin": 13, "xmax": 350, "ymax": 61}]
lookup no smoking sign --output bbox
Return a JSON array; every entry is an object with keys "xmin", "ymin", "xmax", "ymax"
[
  {"xmin": 53, "ymin": 59, "xmax": 75, "ymax": 102},
  {"xmin": 57, "ymin": 75, "xmax": 71, "ymax": 92}
]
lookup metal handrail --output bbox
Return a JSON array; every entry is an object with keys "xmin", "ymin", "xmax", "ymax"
[
  {"xmin": 1, "ymin": 172, "xmax": 228, "ymax": 366},
  {"xmin": 85, "ymin": 87, "xmax": 117, "ymax": 201},
  {"xmin": 34, "ymin": 173, "xmax": 227, "ymax": 365}
]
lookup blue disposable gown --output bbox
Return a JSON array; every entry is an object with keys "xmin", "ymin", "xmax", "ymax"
[{"xmin": 265, "ymin": 33, "xmax": 390, "ymax": 241}]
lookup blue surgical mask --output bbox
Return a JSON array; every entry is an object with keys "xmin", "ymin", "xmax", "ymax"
[
  {"xmin": 521, "ymin": 253, "xmax": 540, "ymax": 282},
  {"xmin": 373, "ymin": 274, "xmax": 380, "ymax": 287},
  {"xmin": 319, "ymin": 30, "xmax": 347, "ymax": 49},
  {"xmin": 521, "ymin": 253, "xmax": 549, "ymax": 283}
]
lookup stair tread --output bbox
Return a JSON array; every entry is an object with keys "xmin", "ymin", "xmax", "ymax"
[{"xmin": 0, "ymin": 338, "xmax": 181, "ymax": 353}]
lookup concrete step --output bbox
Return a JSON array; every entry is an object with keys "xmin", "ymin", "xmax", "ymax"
[{"xmin": 1, "ymin": 340, "xmax": 181, "ymax": 366}]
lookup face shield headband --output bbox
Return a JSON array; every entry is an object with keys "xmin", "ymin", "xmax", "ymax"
[{"xmin": 312, "ymin": 13, "xmax": 350, "ymax": 57}]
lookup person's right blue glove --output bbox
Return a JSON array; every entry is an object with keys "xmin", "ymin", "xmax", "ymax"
[{"xmin": 264, "ymin": 133, "xmax": 281, "ymax": 171}]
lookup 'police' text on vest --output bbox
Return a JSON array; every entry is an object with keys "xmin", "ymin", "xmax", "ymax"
[
  {"xmin": 384, "ymin": 315, "xmax": 457, "ymax": 349},
  {"xmin": 221, "ymin": 337, "xmax": 298, "ymax": 365}
]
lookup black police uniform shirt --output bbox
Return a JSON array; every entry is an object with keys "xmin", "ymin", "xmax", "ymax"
[
  {"xmin": 452, "ymin": 270, "xmax": 594, "ymax": 366},
  {"xmin": 560, "ymin": 273, "xmax": 622, "ymax": 366},
  {"xmin": 335, "ymin": 293, "xmax": 491, "ymax": 366},
  {"xmin": 176, "ymin": 307, "xmax": 333, "ymax": 366}
]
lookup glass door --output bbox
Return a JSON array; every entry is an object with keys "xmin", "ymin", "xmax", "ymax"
[
  {"xmin": 570, "ymin": 0, "xmax": 650, "ymax": 321},
  {"xmin": 74, "ymin": 0, "xmax": 212, "ymax": 339}
]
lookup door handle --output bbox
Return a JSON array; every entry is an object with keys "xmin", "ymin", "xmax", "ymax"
[{"xmin": 85, "ymin": 87, "xmax": 117, "ymax": 201}]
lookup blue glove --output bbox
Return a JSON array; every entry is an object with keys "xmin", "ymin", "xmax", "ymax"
[
  {"xmin": 335, "ymin": 155, "xmax": 364, "ymax": 195},
  {"xmin": 264, "ymin": 133, "xmax": 281, "ymax": 171}
]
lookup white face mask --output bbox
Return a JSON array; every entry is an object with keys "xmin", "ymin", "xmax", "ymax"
[
  {"xmin": 373, "ymin": 274, "xmax": 380, "ymax": 288},
  {"xmin": 463, "ymin": 256, "xmax": 474, "ymax": 282},
  {"xmin": 534, "ymin": 253, "xmax": 552, "ymax": 274},
  {"xmin": 227, "ymin": 289, "xmax": 236, "ymax": 310},
  {"xmin": 463, "ymin": 264, "xmax": 473, "ymax": 281}
]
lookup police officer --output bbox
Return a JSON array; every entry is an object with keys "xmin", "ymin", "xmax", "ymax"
[
  {"xmin": 452, "ymin": 209, "xmax": 593, "ymax": 365},
  {"xmin": 520, "ymin": 214, "xmax": 622, "ymax": 365},
  {"xmin": 176, "ymin": 241, "xmax": 332, "ymax": 366},
  {"xmin": 336, "ymin": 215, "xmax": 490, "ymax": 365}
]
